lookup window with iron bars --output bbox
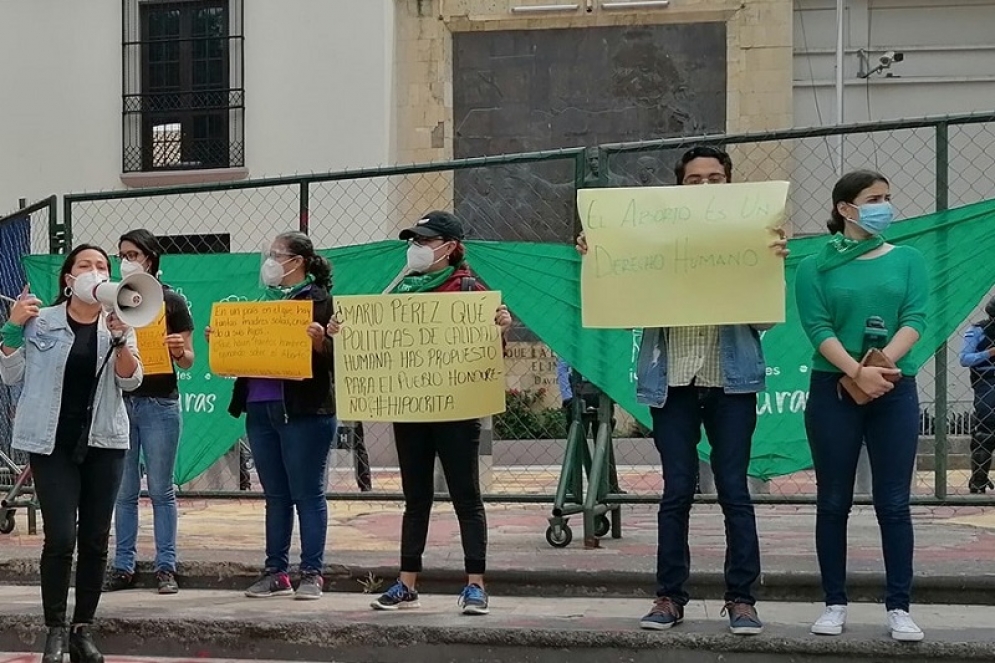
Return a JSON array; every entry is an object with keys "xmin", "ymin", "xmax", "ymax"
[{"xmin": 122, "ymin": 0, "xmax": 244, "ymax": 173}]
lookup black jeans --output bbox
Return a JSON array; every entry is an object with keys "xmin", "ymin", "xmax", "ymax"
[
  {"xmin": 651, "ymin": 386, "xmax": 761, "ymax": 606},
  {"xmin": 970, "ymin": 380, "xmax": 995, "ymax": 490},
  {"xmin": 393, "ymin": 419, "xmax": 487, "ymax": 575},
  {"xmin": 30, "ymin": 430, "xmax": 125, "ymax": 627},
  {"xmin": 806, "ymin": 371, "xmax": 918, "ymax": 611}
]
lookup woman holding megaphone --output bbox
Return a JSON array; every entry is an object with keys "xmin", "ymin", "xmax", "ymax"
[
  {"xmin": 0, "ymin": 244, "xmax": 143, "ymax": 663},
  {"xmin": 104, "ymin": 229, "xmax": 195, "ymax": 596}
]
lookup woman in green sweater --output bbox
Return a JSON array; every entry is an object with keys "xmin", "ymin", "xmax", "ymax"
[{"xmin": 795, "ymin": 170, "xmax": 928, "ymax": 642}]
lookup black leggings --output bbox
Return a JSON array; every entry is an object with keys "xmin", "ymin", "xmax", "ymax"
[
  {"xmin": 393, "ymin": 420, "xmax": 487, "ymax": 575},
  {"xmin": 30, "ymin": 428, "xmax": 125, "ymax": 627}
]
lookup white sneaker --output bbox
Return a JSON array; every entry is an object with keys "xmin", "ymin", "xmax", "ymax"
[
  {"xmin": 810, "ymin": 605, "xmax": 847, "ymax": 635},
  {"xmin": 887, "ymin": 609, "xmax": 925, "ymax": 642}
]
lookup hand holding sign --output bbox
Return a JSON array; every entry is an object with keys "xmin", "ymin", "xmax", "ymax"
[{"xmin": 577, "ymin": 181, "xmax": 790, "ymax": 329}]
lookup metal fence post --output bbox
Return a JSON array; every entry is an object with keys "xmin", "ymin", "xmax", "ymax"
[
  {"xmin": 933, "ymin": 122, "xmax": 949, "ymax": 499},
  {"xmin": 52, "ymin": 196, "xmax": 72, "ymax": 254},
  {"xmin": 299, "ymin": 180, "xmax": 310, "ymax": 234}
]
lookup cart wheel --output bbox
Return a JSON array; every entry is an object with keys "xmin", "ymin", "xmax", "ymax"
[
  {"xmin": 0, "ymin": 511, "xmax": 15, "ymax": 535},
  {"xmin": 545, "ymin": 523, "xmax": 572, "ymax": 548},
  {"xmin": 594, "ymin": 515, "xmax": 611, "ymax": 538}
]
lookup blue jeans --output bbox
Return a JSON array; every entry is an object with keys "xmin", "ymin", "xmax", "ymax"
[
  {"xmin": 114, "ymin": 397, "xmax": 181, "ymax": 573},
  {"xmin": 651, "ymin": 386, "xmax": 760, "ymax": 606},
  {"xmin": 245, "ymin": 402, "xmax": 336, "ymax": 574},
  {"xmin": 806, "ymin": 371, "xmax": 918, "ymax": 611}
]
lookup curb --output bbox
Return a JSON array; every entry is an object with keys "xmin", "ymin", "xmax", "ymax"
[
  {"xmin": 2, "ymin": 614, "xmax": 995, "ymax": 662},
  {"xmin": 2, "ymin": 558, "xmax": 995, "ymax": 605}
]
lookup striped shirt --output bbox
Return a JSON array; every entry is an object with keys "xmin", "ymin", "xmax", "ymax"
[{"xmin": 667, "ymin": 326, "xmax": 723, "ymax": 388}]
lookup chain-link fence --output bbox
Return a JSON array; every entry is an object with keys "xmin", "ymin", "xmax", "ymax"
[
  {"xmin": 0, "ymin": 196, "xmax": 56, "ymax": 498},
  {"xmin": 30, "ymin": 112, "xmax": 995, "ymax": 505}
]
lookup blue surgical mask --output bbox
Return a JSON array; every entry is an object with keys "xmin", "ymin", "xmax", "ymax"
[{"xmin": 854, "ymin": 201, "xmax": 894, "ymax": 235}]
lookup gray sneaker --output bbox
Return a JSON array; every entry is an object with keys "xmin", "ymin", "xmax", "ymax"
[{"xmin": 295, "ymin": 571, "xmax": 324, "ymax": 601}]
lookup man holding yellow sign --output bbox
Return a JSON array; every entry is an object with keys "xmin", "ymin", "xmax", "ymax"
[{"xmin": 577, "ymin": 146, "xmax": 789, "ymax": 636}]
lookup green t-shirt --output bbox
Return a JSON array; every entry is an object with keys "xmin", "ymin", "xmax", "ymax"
[{"xmin": 795, "ymin": 244, "xmax": 929, "ymax": 376}]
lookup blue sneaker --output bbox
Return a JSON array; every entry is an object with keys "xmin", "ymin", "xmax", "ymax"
[
  {"xmin": 723, "ymin": 601, "xmax": 763, "ymax": 635},
  {"xmin": 371, "ymin": 580, "xmax": 420, "ymax": 611},
  {"xmin": 639, "ymin": 597, "xmax": 684, "ymax": 630},
  {"xmin": 458, "ymin": 583, "xmax": 489, "ymax": 615}
]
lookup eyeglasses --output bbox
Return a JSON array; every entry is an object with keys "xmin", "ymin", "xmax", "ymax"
[
  {"xmin": 683, "ymin": 174, "xmax": 728, "ymax": 185},
  {"xmin": 117, "ymin": 251, "xmax": 144, "ymax": 262},
  {"xmin": 265, "ymin": 251, "xmax": 296, "ymax": 260}
]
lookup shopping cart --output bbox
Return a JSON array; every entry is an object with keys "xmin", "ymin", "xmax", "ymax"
[{"xmin": 0, "ymin": 447, "xmax": 36, "ymax": 534}]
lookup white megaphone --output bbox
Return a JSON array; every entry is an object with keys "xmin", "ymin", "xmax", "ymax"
[{"xmin": 92, "ymin": 272, "xmax": 165, "ymax": 328}]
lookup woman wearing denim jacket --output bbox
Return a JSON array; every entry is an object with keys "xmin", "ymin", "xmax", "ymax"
[
  {"xmin": 104, "ymin": 229, "xmax": 195, "ymax": 595},
  {"xmin": 0, "ymin": 244, "xmax": 143, "ymax": 663},
  {"xmin": 207, "ymin": 231, "xmax": 337, "ymax": 601},
  {"xmin": 795, "ymin": 170, "xmax": 928, "ymax": 642}
]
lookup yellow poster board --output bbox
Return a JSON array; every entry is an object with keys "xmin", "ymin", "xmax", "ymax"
[
  {"xmin": 578, "ymin": 181, "xmax": 789, "ymax": 328},
  {"xmin": 209, "ymin": 300, "xmax": 313, "ymax": 379},
  {"xmin": 333, "ymin": 291, "xmax": 506, "ymax": 422},
  {"xmin": 135, "ymin": 305, "xmax": 172, "ymax": 375}
]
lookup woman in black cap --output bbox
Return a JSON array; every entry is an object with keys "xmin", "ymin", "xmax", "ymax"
[
  {"xmin": 104, "ymin": 229, "xmax": 194, "ymax": 595},
  {"xmin": 328, "ymin": 210, "xmax": 511, "ymax": 615}
]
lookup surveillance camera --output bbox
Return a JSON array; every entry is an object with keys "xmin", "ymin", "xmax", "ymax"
[{"xmin": 880, "ymin": 51, "xmax": 896, "ymax": 65}]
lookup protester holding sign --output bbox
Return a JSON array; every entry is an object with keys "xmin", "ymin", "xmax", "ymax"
[
  {"xmin": 0, "ymin": 245, "xmax": 143, "ymax": 663},
  {"xmin": 329, "ymin": 211, "xmax": 511, "ymax": 616},
  {"xmin": 577, "ymin": 146, "xmax": 788, "ymax": 636},
  {"xmin": 208, "ymin": 231, "xmax": 337, "ymax": 601},
  {"xmin": 795, "ymin": 170, "xmax": 928, "ymax": 642},
  {"xmin": 105, "ymin": 229, "xmax": 194, "ymax": 596}
]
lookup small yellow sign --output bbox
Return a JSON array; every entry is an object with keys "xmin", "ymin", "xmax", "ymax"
[
  {"xmin": 135, "ymin": 305, "xmax": 172, "ymax": 376},
  {"xmin": 578, "ymin": 181, "xmax": 790, "ymax": 328},
  {"xmin": 209, "ymin": 301, "xmax": 313, "ymax": 379},
  {"xmin": 333, "ymin": 292, "xmax": 506, "ymax": 422}
]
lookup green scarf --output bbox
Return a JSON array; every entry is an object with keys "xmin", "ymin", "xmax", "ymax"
[
  {"xmin": 816, "ymin": 234, "xmax": 886, "ymax": 272},
  {"xmin": 262, "ymin": 274, "xmax": 315, "ymax": 301},
  {"xmin": 393, "ymin": 267, "xmax": 455, "ymax": 294}
]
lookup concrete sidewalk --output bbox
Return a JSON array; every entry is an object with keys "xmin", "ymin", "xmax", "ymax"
[
  {"xmin": 0, "ymin": 587, "xmax": 992, "ymax": 662},
  {"xmin": 2, "ymin": 500, "xmax": 995, "ymax": 603}
]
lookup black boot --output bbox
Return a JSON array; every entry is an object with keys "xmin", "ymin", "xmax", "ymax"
[
  {"xmin": 68, "ymin": 624, "xmax": 104, "ymax": 663},
  {"xmin": 42, "ymin": 626, "xmax": 69, "ymax": 663}
]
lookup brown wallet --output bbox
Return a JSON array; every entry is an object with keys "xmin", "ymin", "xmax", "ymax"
[{"xmin": 838, "ymin": 348, "xmax": 900, "ymax": 405}]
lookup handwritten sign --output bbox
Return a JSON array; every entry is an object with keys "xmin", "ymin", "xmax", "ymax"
[
  {"xmin": 333, "ymin": 292, "xmax": 506, "ymax": 422},
  {"xmin": 209, "ymin": 301, "xmax": 312, "ymax": 379},
  {"xmin": 135, "ymin": 305, "xmax": 172, "ymax": 375},
  {"xmin": 578, "ymin": 181, "xmax": 789, "ymax": 328}
]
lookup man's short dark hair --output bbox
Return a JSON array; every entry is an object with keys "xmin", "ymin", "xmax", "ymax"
[{"xmin": 674, "ymin": 145, "xmax": 734, "ymax": 184}]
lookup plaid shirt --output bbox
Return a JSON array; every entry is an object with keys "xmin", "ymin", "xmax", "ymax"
[{"xmin": 667, "ymin": 326, "xmax": 723, "ymax": 388}]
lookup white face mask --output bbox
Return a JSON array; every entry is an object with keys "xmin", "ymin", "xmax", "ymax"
[
  {"xmin": 406, "ymin": 241, "xmax": 451, "ymax": 274},
  {"xmin": 260, "ymin": 257, "xmax": 292, "ymax": 287},
  {"xmin": 120, "ymin": 259, "xmax": 145, "ymax": 279},
  {"xmin": 405, "ymin": 244, "xmax": 435, "ymax": 273},
  {"xmin": 70, "ymin": 270, "xmax": 110, "ymax": 304}
]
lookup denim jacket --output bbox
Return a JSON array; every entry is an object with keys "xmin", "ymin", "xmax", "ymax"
[
  {"xmin": 634, "ymin": 324, "xmax": 768, "ymax": 408},
  {"xmin": 0, "ymin": 304, "xmax": 143, "ymax": 455}
]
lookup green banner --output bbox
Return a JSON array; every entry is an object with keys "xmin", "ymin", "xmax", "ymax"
[{"xmin": 22, "ymin": 197, "xmax": 995, "ymax": 482}]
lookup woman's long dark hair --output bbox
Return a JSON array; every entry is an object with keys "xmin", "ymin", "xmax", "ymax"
[
  {"xmin": 276, "ymin": 232, "xmax": 332, "ymax": 289},
  {"xmin": 54, "ymin": 244, "xmax": 112, "ymax": 305},
  {"xmin": 828, "ymin": 170, "xmax": 890, "ymax": 234}
]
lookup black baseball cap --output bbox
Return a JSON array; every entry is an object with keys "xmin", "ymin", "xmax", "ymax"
[{"xmin": 399, "ymin": 210, "xmax": 465, "ymax": 241}]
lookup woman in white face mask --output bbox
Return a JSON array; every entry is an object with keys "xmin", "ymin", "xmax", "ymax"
[
  {"xmin": 327, "ymin": 210, "xmax": 512, "ymax": 616},
  {"xmin": 207, "ymin": 232, "xmax": 338, "ymax": 601},
  {"xmin": 104, "ymin": 229, "xmax": 194, "ymax": 597},
  {"xmin": 0, "ymin": 244, "xmax": 142, "ymax": 662}
]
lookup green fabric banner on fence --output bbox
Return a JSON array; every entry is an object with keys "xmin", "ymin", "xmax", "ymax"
[{"xmin": 22, "ymin": 196, "xmax": 995, "ymax": 483}]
